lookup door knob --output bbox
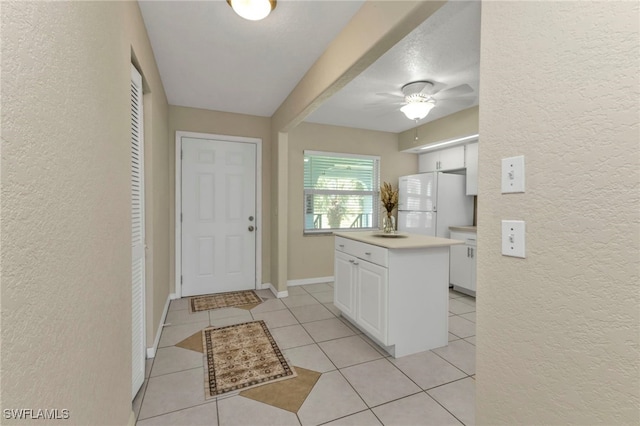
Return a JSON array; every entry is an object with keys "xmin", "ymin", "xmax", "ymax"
[
  {"xmin": 249, "ymin": 216, "xmax": 254, "ymax": 221},
  {"xmin": 248, "ymin": 226, "xmax": 255, "ymax": 232}
]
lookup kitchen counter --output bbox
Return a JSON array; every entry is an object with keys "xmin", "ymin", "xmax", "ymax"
[
  {"xmin": 449, "ymin": 226, "xmax": 477, "ymax": 233},
  {"xmin": 333, "ymin": 231, "xmax": 463, "ymax": 249}
]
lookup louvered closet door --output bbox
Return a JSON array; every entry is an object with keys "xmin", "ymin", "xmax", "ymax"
[{"xmin": 131, "ymin": 64, "xmax": 146, "ymax": 400}]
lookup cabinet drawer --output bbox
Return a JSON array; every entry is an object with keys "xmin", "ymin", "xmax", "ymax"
[
  {"xmin": 335, "ymin": 236, "xmax": 388, "ymax": 267},
  {"xmin": 450, "ymin": 231, "xmax": 476, "ymax": 246}
]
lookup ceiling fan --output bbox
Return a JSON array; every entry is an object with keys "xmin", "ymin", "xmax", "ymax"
[{"xmin": 374, "ymin": 80, "xmax": 475, "ymax": 121}]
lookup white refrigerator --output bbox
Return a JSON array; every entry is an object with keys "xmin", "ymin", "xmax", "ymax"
[{"xmin": 397, "ymin": 172, "xmax": 473, "ymax": 238}]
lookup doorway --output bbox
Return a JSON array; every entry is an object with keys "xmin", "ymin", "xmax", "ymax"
[{"xmin": 175, "ymin": 132, "xmax": 262, "ymax": 297}]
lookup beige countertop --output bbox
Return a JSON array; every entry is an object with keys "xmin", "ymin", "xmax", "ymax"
[
  {"xmin": 334, "ymin": 231, "xmax": 464, "ymax": 249},
  {"xmin": 449, "ymin": 226, "xmax": 477, "ymax": 233}
]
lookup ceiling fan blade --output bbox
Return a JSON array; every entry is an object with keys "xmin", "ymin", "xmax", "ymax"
[
  {"xmin": 433, "ymin": 84, "xmax": 474, "ymax": 99},
  {"xmin": 435, "ymin": 98, "xmax": 476, "ymax": 109},
  {"xmin": 374, "ymin": 92, "xmax": 405, "ymax": 101},
  {"xmin": 363, "ymin": 101, "xmax": 404, "ymax": 111}
]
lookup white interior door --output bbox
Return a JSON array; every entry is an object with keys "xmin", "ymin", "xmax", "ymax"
[
  {"xmin": 130, "ymin": 64, "xmax": 145, "ymax": 399},
  {"xmin": 181, "ymin": 137, "xmax": 256, "ymax": 296}
]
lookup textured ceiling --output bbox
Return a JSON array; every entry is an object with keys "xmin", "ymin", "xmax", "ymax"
[
  {"xmin": 139, "ymin": 0, "xmax": 365, "ymax": 116},
  {"xmin": 139, "ymin": 0, "xmax": 480, "ymax": 133},
  {"xmin": 305, "ymin": 0, "xmax": 481, "ymax": 133}
]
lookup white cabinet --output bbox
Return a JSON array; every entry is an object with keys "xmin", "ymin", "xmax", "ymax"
[
  {"xmin": 449, "ymin": 231, "xmax": 477, "ymax": 295},
  {"xmin": 334, "ymin": 251, "xmax": 357, "ymax": 319},
  {"xmin": 465, "ymin": 142, "xmax": 478, "ymax": 196},
  {"xmin": 355, "ymin": 260, "xmax": 388, "ymax": 344},
  {"xmin": 417, "ymin": 142, "xmax": 479, "ymax": 196},
  {"xmin": 334, "ymin": 238, "xmax": 389, "ymax": 345},
  {"xmin": 334, "ymin": 234, "xmax": 451, "ymax": 357},
  {"xmin": 418, "ymin": 145, "xmax": 465, "ymax": 172},
  {"xmin": 418, "ymin": 151, "xmax": 439, "ymax": 172}
]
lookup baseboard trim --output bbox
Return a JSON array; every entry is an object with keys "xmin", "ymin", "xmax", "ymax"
[
  {"xmin": 128, "ymin": 410, "xmax": 136, "ymax": 426},
  {"xmin": 262, "ymin": 282, "xmax": 288, "ymax": 298},
  {"xmin": 146, "ymin": 293, "xmax": 171, "ymax": 359},
  {"xmin": 287, "ymin": 276, "xmax": 334, "ymax": 287},
  {"xmin": 259, "ymin": 282, "xmax": 272, "ymax": 290}
]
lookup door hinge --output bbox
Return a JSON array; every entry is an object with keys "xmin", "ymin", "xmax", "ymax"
[
  {"xmin": 180, "ymin": 275, "xmax": 183, "ymax": 285},
  {"xmin": 181, "ymin": 149, "xmax": 183, "ymax": 159},
  {"xmin": 181, "ymin": 213, "xmax": 183, "ymax": 222}
]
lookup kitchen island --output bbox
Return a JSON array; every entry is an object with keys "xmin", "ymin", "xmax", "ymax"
[{"xmin": 333, "ymin": 231, "xmax": 463, "ymax": 358}]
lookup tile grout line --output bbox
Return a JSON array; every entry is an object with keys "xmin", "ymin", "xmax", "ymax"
[
  {"xmin": 423, "ymin": 390, "xmax": 468, "ymax": 426},
  {"xmin": 137, "ymin": 400, "xmax": 218, "ymax": 423},
  {"xmin": 315, "ymin": 408, "xmax": 375, "ymax": 426},
  {"xmin": 429, "ymin": 347, "xmax": 474, "ymax": 377}
]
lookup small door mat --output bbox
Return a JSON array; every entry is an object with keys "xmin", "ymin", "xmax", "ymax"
[
  {"xmin": 189, "ymin": 290, "xmax": 262, "ymax": 313},
  {"xmin": 240, "ymin": 366, "xmax": 321, "ymax": 413},
  {"xmin": 203, "ymin": 320, "xmax": 297, "ymax": 398}
]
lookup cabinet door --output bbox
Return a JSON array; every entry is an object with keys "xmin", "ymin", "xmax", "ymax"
[
  {"xmin": 356, "ymin": 259, "xmax": 388, "ymax": 345},
  {"xmin": 465, "ymin": 143, "xmax": 478, "ymax": 196},
  {"xmin": 439, "ymin": 145, "xmax": 466, "ymax": 171},
  {"xmin": 469, "ymin": 246, "xmax": 477, "ymax": 292},
  {"xmin": 450, "ymin": 244, "xmax": 472, "ymax": 289},
  {"xmin": 418, "ymin": 151, "xmax": 439, "ymax": 173},
  {"xmin": 334, "ymin": 251, "xmax": 356, "ymax": 319}
]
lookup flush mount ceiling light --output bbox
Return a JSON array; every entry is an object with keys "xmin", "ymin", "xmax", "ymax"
[
  {"xmin": 400, "ymin": 94, "xmax": 437, "ymax": 120},
  {"xmin": 227, "ymin": 0, "xmax": 277, "ymax": 21}
]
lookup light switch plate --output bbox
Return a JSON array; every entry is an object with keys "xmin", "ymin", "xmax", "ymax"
[
  {"xmin": 502, "ymin": 220, "xmax": 526, "ymax": 258},
  {"xmin": 501, "ymin": 155, "xmax": 525, "ymax": 193}
]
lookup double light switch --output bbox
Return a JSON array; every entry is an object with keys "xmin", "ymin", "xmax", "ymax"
[{"xmin": 501, "ymin": 155, "xmax": 526, "ymax": 258}]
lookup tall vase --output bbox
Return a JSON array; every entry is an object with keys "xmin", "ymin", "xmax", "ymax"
[{"xmin": 382, "ymin": 212, "xmax": 396, "ymax": 234}]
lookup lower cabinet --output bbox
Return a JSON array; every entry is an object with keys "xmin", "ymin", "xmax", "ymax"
[
  {"xmin": 334, "ymin": 250, "xmax": 388, "ymax": 345},
  {"xmin": 334, "ymin": 251, "xmax": 357, "ymax": 319},
  {"xmin": 449, "ymin": 231, "xmax": 477, "ymax": 294},
  {"xmin": 355, "ymin": 259, "xmax": 388, "ymax": 344},
  {"xmin": 334, "ymin": 235, "xmax": 450, "ymax": 357}
]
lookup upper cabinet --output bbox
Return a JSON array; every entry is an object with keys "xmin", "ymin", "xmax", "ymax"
[
  {"xmin": 465, "ymin": 142, "xmax": 478, "ymax": 196},
  {"xmin": 417, "ymin": 141, "xmax": 479, "ymax": 196},
  {"xmin": 418, "ymin": 145, "xmax": 465, "ymax": 172}
]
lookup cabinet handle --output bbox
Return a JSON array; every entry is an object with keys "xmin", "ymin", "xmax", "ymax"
[
  {"xmin": 348, "ymin": 259, "xmax": 354, "ymax": 263},
  {"xmin": 353, "ymin": 262, "xmax": 359, "ymax": 265},
  {"xmin": 364, "ymin": 252, "xmax": 371, "ymax": 255},
  {"xmin": 339, "ymin": 244, "xmax": 345, "ymax": 248},
  {"xmin": 467, "ymin": 247, "xmax": 470, "ymax": 257},
  {"xmin": 470, "ymin": 248, "xmax": 474, "ymax": 258}
]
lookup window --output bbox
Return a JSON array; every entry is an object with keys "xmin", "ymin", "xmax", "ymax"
[{"xmin": 303, "ymin": 150, "xmax": 380, "ymax": 234}]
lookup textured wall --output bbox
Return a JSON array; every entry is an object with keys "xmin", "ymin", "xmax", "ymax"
[
  {"xmin": 287, "ymin": 122, "xmax": 417, "ymax": 280},
  {"xmin": 398, "ymin": 106, "xmax": 478, "ymax": 151},
  {"xmin": 1, "ymin": 1, "xmax": 132, "ymax": 424},
  {"xmin": 476, "ymin": 2, "xmax": 639, "ymax": 424},
  {"xmin": 168, "ymin": 105, "xmax": 272, "ymax": 286}
]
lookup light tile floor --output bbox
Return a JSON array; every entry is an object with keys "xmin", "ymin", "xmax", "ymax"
[{"xmin": 134, "ymin": 286, "xmax": 476, "ymax": 425}]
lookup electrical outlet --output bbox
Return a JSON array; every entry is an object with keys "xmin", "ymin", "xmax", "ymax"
[
  {"xmin": 501, "ymin": 155, "xmax": 525, "ymax": 193},
  {"xmin": 502, "ymin": 220, "xmax": 526, "ymax": 258}
]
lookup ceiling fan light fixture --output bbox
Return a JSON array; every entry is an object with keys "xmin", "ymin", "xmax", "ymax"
[
  {"xmin": 227, "ymin": 0, "xmax": 276, "ymax": 21},
  {"xmin": 400, "ymin": 98, "xmax": 436, "ymax": 120}
]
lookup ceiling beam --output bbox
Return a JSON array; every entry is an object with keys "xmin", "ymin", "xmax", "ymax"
[{"xmin": 271, "ymin": 0, "xmax": 446, "ymax": 133}]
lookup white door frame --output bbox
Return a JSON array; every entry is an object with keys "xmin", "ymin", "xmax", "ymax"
[{"xmin": 175, "ymin": 131, "xmax": 262, "ymax": 299}]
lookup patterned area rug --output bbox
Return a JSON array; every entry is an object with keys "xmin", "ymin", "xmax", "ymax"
[
  {"xmin": 189, "ymin": 290, "xmax": 262, "ymax": 313},
  {"xmin": 202, "ymin": 320, "xmax": 297, "ymax": 398}
]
